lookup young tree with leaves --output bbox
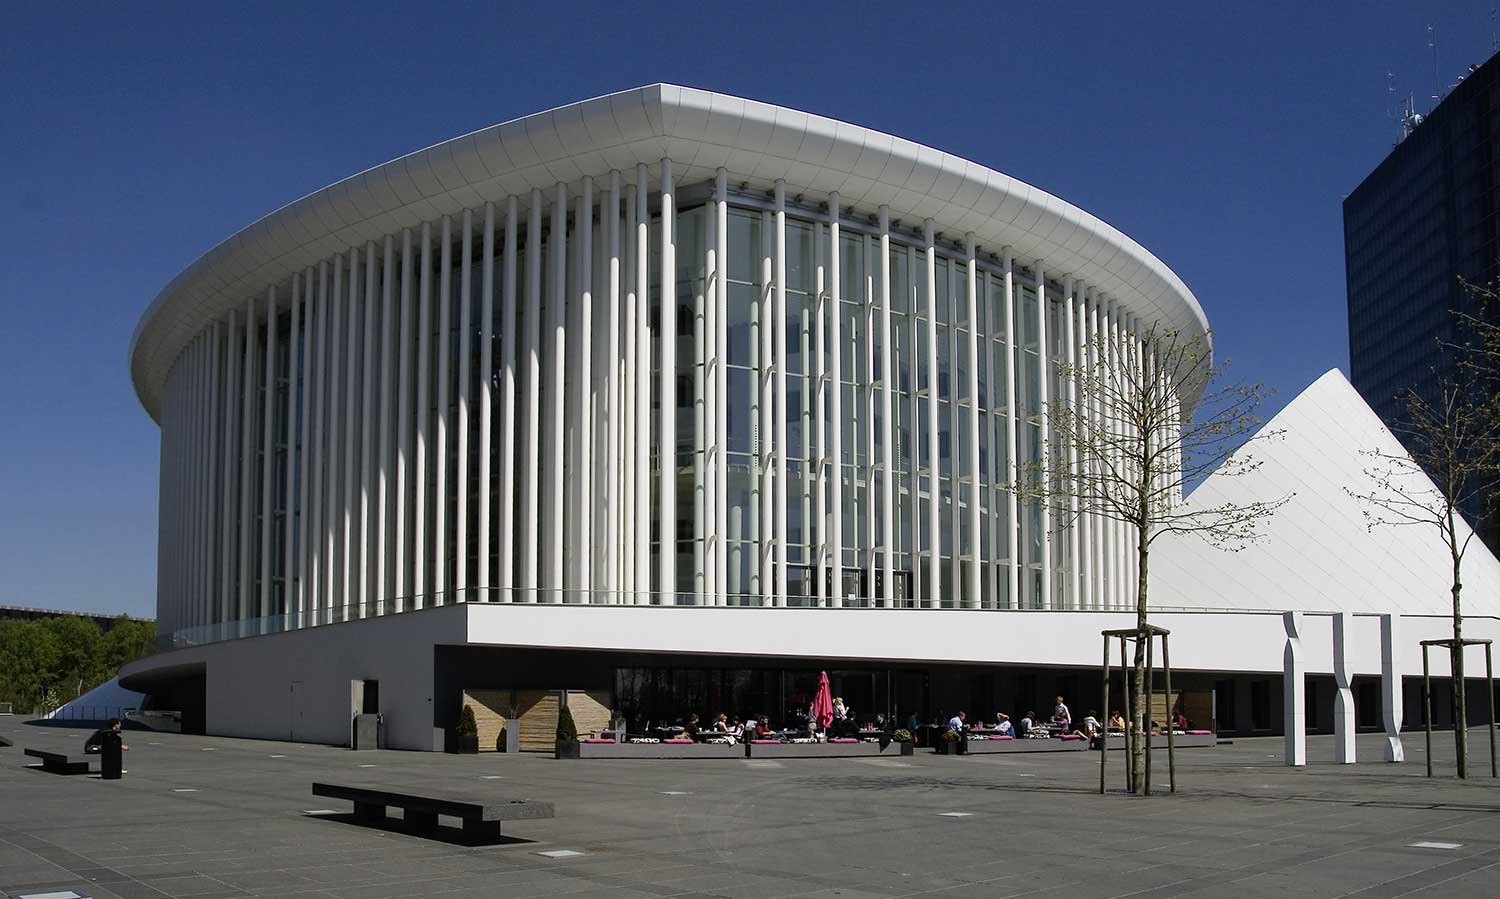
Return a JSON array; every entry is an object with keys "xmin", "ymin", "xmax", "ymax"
[
  {"xmin": 1023, "ymin": 323, "xmax": 1287, "ymax": 793},
  {"xmin": 1347, "ymin": 371, "xmax": 1500, "ymax": 778}
]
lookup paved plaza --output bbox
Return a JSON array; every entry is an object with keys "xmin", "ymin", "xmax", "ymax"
[{"xmin": 2, "ymin": 719, "xmax": 1500, "ymax": 898}]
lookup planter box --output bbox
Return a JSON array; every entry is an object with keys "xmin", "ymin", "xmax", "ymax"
[
  {"xmin": 575, "ymin": 741, "xmax": 742, "ymax": 759},
  {"xmin": 746, "ymin": 740, "xmax": 900, "ymax": 759},
  {"xmin": 554, "ymin": 740, "xmax": 581, "ymax": 760},
  {"xmin": 446, "ymin": 733, "xmax": 479, "ymax": 755},
  {"xmin": 934, "ymin": 741, "xmax": 963, "ymax": 755},
  {"xmin": 964, "ymin": 737, "xmax": 1088, "ymax": 754},
  {"xmin": 899, "ymin": 742, "xmax": 914, "ymax": 756},
  {"xmin": 1102, "ymin": 732, "xmax": 1217, "ymax": 750}
]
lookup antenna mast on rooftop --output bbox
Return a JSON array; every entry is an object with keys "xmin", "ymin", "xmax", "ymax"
[{"xmin": 1429, "ymin": 24, "xmax": 1442, "ymax": 107}]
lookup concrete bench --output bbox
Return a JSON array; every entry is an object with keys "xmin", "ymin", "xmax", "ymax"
[
  {"xmin": 24, "ymin": 748, "xmax": 91, "ymax": 775},
  {"xmin": 312, "ymin": 782, "xmax": 553, "ymax": 840}
]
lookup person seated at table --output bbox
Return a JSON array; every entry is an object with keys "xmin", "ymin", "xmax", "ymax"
[
  {"xmin": 1173, "ymin": 710, "xmax": 1188, "ymax": 731},
  {"xmin": 1075, "ymin": 710, "xmax": 1102, "ymax": 744},
  {"xmin": 727, "ymin": 717, "xmax": 744, "ymax": 741},
  {"xmin": 994, "ymin": 713, "xmax": 1014, "ymax": 737},
  {"xmin": 1109, "ymin": 711, "xmax": 1127, "ymax": 731},
  {"xmin": 1053, "ymin": 696, "xmax": 1072, "ymax": 729},
  {"xmin": 682, "ymin": 713, "xmax": 700, "ymax": 738},
  {"xmin": 1018, "ymin": 710, "xmax": 1037, "ymax": 737},
  {"xmin": 757, "ymin": 715, "xmax": 774, "ymax": 738}
]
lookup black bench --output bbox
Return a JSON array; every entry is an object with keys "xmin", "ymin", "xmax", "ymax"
[
  {"xmin": 24, "ymin": 748, "xmax": 90, "ymax": 775},
  {"xmin": 311, "ymin": 782, "xmax": 554, "ymax": 840}
]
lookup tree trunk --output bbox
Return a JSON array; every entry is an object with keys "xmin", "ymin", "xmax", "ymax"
[
  {"xmin": 1132, "ymin": 525, "xmax": 1151, "ymax": 793},
  {"xmin": 1449, "ymin": 507, "xmax": 1467, "ymax": 778}
]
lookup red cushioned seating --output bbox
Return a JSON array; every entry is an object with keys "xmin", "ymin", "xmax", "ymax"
[
  {"xmin": 582, "ymin": 738, "xmax": 614, "ymax": 743},
  {"xmin": 829, "ymin": 738, "xmax": 857, "ymax": 744},
  {"xmin": 1186, "ymin": 730, "xmax": 1211, "ymax": 735},
  {"xmin": 752, "ymin": 739, "xmax": 780, "ymax": 744},
  {"xmin": 1059, "ymin": 734, "xmax": 1083, "ymax": 740},
  {"xmin": 993, "ymin": 735, "xmax": 1014, "ymax": 740},
  {"xmin": 663, "ymin": 738, "xmax": 694, "ymax": 744}
]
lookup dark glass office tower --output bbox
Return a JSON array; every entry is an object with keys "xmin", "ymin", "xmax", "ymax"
[{"xmin": 1343, "ymin": 53, "xmax": 1500, "ymax": 549}]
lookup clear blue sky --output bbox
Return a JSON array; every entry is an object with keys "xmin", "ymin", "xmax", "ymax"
[{"xmin": 1, "ymin": 2, "xmax": 1490, "ymax": 618}]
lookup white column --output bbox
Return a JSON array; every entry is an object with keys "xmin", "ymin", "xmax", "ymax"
[
  {"xmin": 829, "ymin": 194, "xmax": 844, "ymax": 608},
  {"xmin": 659, "ymin": 160, "xmax": 676, "ymax": 604},
  {"xmin": 1074, "ymin": 286, "xmax": 1092, "ymax": 609},
  {"xmin": 413, "ymin": 222, "xmax": 432, "ymax": 608},
  {"xmin": 359, "ymin": 242, "xmax": 378, "ymax": 616},
  {"xmin": 528, "ymin": 189, "xmax": 552, "ymax": 600},
  {"xmin": 1381, "ymin": 613, "xmax": 1405, "ymax": 762},
  {"xmin": 208, "ymin": 321, "xmax": 223, "ymax": 624},
  {"xmin": 395, "ymin": 232, "xmax": 414, "ymax": 612},
  {"xmin": 258, "ymin": 285, "xmax": 278, "ymax": 619},
  {"xmin": 698, "ymin": 178, "xmax": 713, "ymax": 605},
  {"xmin": 434, "ymin": 216, "xmax": 453, "ymax": 605},
  {"xmin": 238, "ymin": 295, "xmax": 258, "ymax": 622},
  {"xmin": 575, "ymin": 177, "xmax": 594, "ymax": 601},
  {"xmin": 633, "ymin": 168, "xmax": 651, "ymax": 605},
  {"xmin": 323, "ymin": 258, "xmax": 345, "ymax": 623},
  {"xmin": 1033, "ymin": 261, "xmax": 1051, "ymax": 610},
  {"xmin": 984, "ymin": 272, "xmax": 999, "ymax": 608},
  {"xmin": 1333, "ymin": 612, "xmax": 1356, "ymax": 764},
  {"xmin": 1063, "ymin": 277, "xmax": 1080, "ymax": 609},
  {"xmin": 906, "ymin": 245, "xmax": 921, "ymax": 606},
  {"xmin": 713, "ymin": 170, "xmax": 728, "ymax": 605},
  {"xmin": 1103, "ymin": 299, "xmax": 1119, "ymax": 608},
  {"xmin": 1001, "ymin": 251, "xmax": 1019, "ymax": 608},
  {"xmin": 544, "ymin": 183, "xmax": 567, "ymax": 602},
  {"xmin": 878, "ymin": 208, "xmax": 895, "ymax": 609},
  {"xmin": 1283, "ymin": 610, "xmax": 1306, "ymax": 766},
  {"xmin": 755, "ymin": 209, "xmax": 772, "ymax": 599},
  {"xmin": 864, "ymin": 234, "xmax": 878, "ymax": 605},
  {"xmin": 816, "ymin": 246, "xmax": 828, "ymax": 609},
  {"xmin": 503, "ymin": 195, "xmax": 523, "ymax": 600},
  {"xmin": 606, "ymin": 173, "xmax": 622, "ymax": 603},
  {"xmin": 814, "ymin": 230, "xmax": 827, "ymax": 605},
  {"xmin": 964, "ymin": 235, "xmax": 981, "ymax": 610},
  {"xmin": 773, "ymin": 182, "xmax": 788, "ymax": 606},
  {"xmin": 341, "ymin": 248, "xmax": 359, "ymax": 620},
  {"xmin": 478, "ymin": 202, "xmax": 496, "ymax": 602},
  {"xmin": 1098, "ymin": 298, "xmax": 1110, "ymax": 609},
  {"xmin": 621, "ymin": 180, "xmax": 638, "ymax": 600},
  {"xmin": 456, "ymin": 210, "xmax": 473, "ymax": 602},
  {"xmin": 922, "ymin": 221, "xmax": 940, "ymax": 607},
  {"xmin": 376, "ymin": 239, "xmax": 396, "ymax": 615},
  {"xmin": 296, "ymin": 271, "xmax": 316, "ymax": 624}
]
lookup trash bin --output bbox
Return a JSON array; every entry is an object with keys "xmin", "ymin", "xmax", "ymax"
[
  {"xmin": 352, "ymin": 713, "xmax": 380, "ymax": 750},
  {"xmin": 101, "ymin": 736, "xmax": 123, "ymax": 780}
]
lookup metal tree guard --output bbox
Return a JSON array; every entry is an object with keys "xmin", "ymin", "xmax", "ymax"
[
  {"xmin": 1101, "ymin": 623, "xmax": 1175, "ymax": 795},
  {"xmin": 1419, "ymin": 638, "xmax": 1496, "ymax": 778}
]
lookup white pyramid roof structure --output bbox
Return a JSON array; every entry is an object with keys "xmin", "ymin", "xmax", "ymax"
[{"xmin": 1151, "ymin": 368, "xmax": 1500, "ymax": 616}]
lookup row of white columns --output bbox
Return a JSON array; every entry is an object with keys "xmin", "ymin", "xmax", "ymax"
[{"xmin": 156, "ymin": 166, "xmax": 1173, "ymax": 634}]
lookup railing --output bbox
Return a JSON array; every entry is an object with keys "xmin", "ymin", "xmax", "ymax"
[{"xmin": 161, "ymin": 587, "xmax": 1500, "ymax": 652}]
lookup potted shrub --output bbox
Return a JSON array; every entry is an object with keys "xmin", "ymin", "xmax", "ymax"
[
  {"xmin": 554, "ymin": 706, "xmax": 580, "ymax": 760},
  {"xmin": 893, "ymin": 728, "xmax": 915, "ymax": 756},
  {"xmin": 449, "ymin": 704, "xmax": 479, "ymax": 755}
]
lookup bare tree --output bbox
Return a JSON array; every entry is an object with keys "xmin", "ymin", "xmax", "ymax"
[
  {"xmin": 1023, "ymin": 323, "xmax": 1288, "ymax": 793},
  {"xmin": 1347, "ymin": 372, "xmax": 1500, "ymax": 777}
]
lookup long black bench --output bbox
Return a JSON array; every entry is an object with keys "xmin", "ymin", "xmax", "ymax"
[
  {"xmin": 24, "ymin": 748, "xmax": 90, "ymax": 775},
  {"xmin": 311, "ymin": 782, "xmax": 554, "ymax": 840}
]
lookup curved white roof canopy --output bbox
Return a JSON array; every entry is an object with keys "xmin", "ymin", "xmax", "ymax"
[{"xmin": 130, "ymin": 83, "xmax": 1208, "ymax": 420}]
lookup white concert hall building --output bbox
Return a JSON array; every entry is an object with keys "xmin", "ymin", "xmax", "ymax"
[{"xmin": 121, "ymin": 85, "xmax": 1500, "ymax": 751}]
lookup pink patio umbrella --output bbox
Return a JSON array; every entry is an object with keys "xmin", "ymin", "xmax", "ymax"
[{"xmin": 812, "ymin": 671, "xmax": 834, "ymax": 731}]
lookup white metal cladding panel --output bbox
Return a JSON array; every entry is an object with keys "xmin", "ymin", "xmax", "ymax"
[
  {"xmin": 1152, "ymin": 368, "xmax": 1500, "ymax": 617},
  {"xmin": 132, "ymin": 84, "xmax": 1206, "ymax": 419}
]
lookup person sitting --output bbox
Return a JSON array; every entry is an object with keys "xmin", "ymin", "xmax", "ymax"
[
  {"xmin": 84, "ymin": 718, "xmax": 129, "ymax": 755},
  {"xmin": 994, "ymin": 713, "xmax": 1014, "ymax": 737},
  {"xmin": 1109, "ymin": 711, "xmax": 1127, "ymax": 731},
  {"xmin": 757, "ymin": 715, "xmax": 773, "ymax": 738},
  {"xmin": 1077, "ymin": 710, "xmax": 1103, "ymax": 745},
  {"xmin": 682, "ymin": 714, "xmax": 700, "ymax": 739},
  {"xmin": 1019, "ymin": 710, "xmax": 1037, "ymax": 737},
  {"xmin": 946, "ymin": 710, "xmax": 968, "ymax": 749},
  {"xmin": 727, "ymin": 717, "xmax": 744, "ymax": 741},
  {"xmin": 1053, "ymin": 696, "xmax": 1072, "ymax": 729},
  {"xmin": 1173, "ymin": 711, "xmax": 1188, "ymax": 731}
]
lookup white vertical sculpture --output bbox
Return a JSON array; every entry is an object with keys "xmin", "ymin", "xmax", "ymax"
[
  {"xmin": 296, "ymin": 271, "xmax": 315, "ymax": 623},
  {"xmin": 1283, "ymin": 610, "xmax": 1306, "ymax": 766},
  {"xmin": 605, "ymin": 173, "xmax": 622, "ymax": 603},
  {"xmin": 574, "ymin": 177, "xmax": 594, "ymax": 601},
  {"xmin": 394, "ymin": 237, "xmax": 413, "ymax": 612},
  {"xmin": 341, "ymin": 248, "xmax": 359, "ymax": 620},
  {"xmin": 773, "ymin": 182, "xmax": 788, "ymax": 605},
  {"xmin": 413, "ymin": 224, "xmax": 431, "ymax": 608},
  {"xmin": 633, "ymin": 169, "xmax": 651, "ymax": 605},
  {"xmin": 359, "ymin": 243, "xmax": 377, "ymax": 616},
  {"xmin": 521, "ymin": 190, "xmax": 543, "ymax": 602},
  {"xmin": 1381, "ymin": 612, "xmax": 1405, "ymax": 762},
  {"xmin": 964, "ymin": 235, "xmax": 981, "ymax": 610},
  {"xmin": 545, "ymin": 183, "xmax": 567, "ymax": 601},
  {"xmin": 500, "ymin": 196, "xmax": 520, "ymax": 601},
  {"xmin": 1333, "ymin": 612, "xmax": 1356, "ymax": 764},
  {"xmin": 1001, "ymin": 251, "xmax": 1019, "ymax": 608}
]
